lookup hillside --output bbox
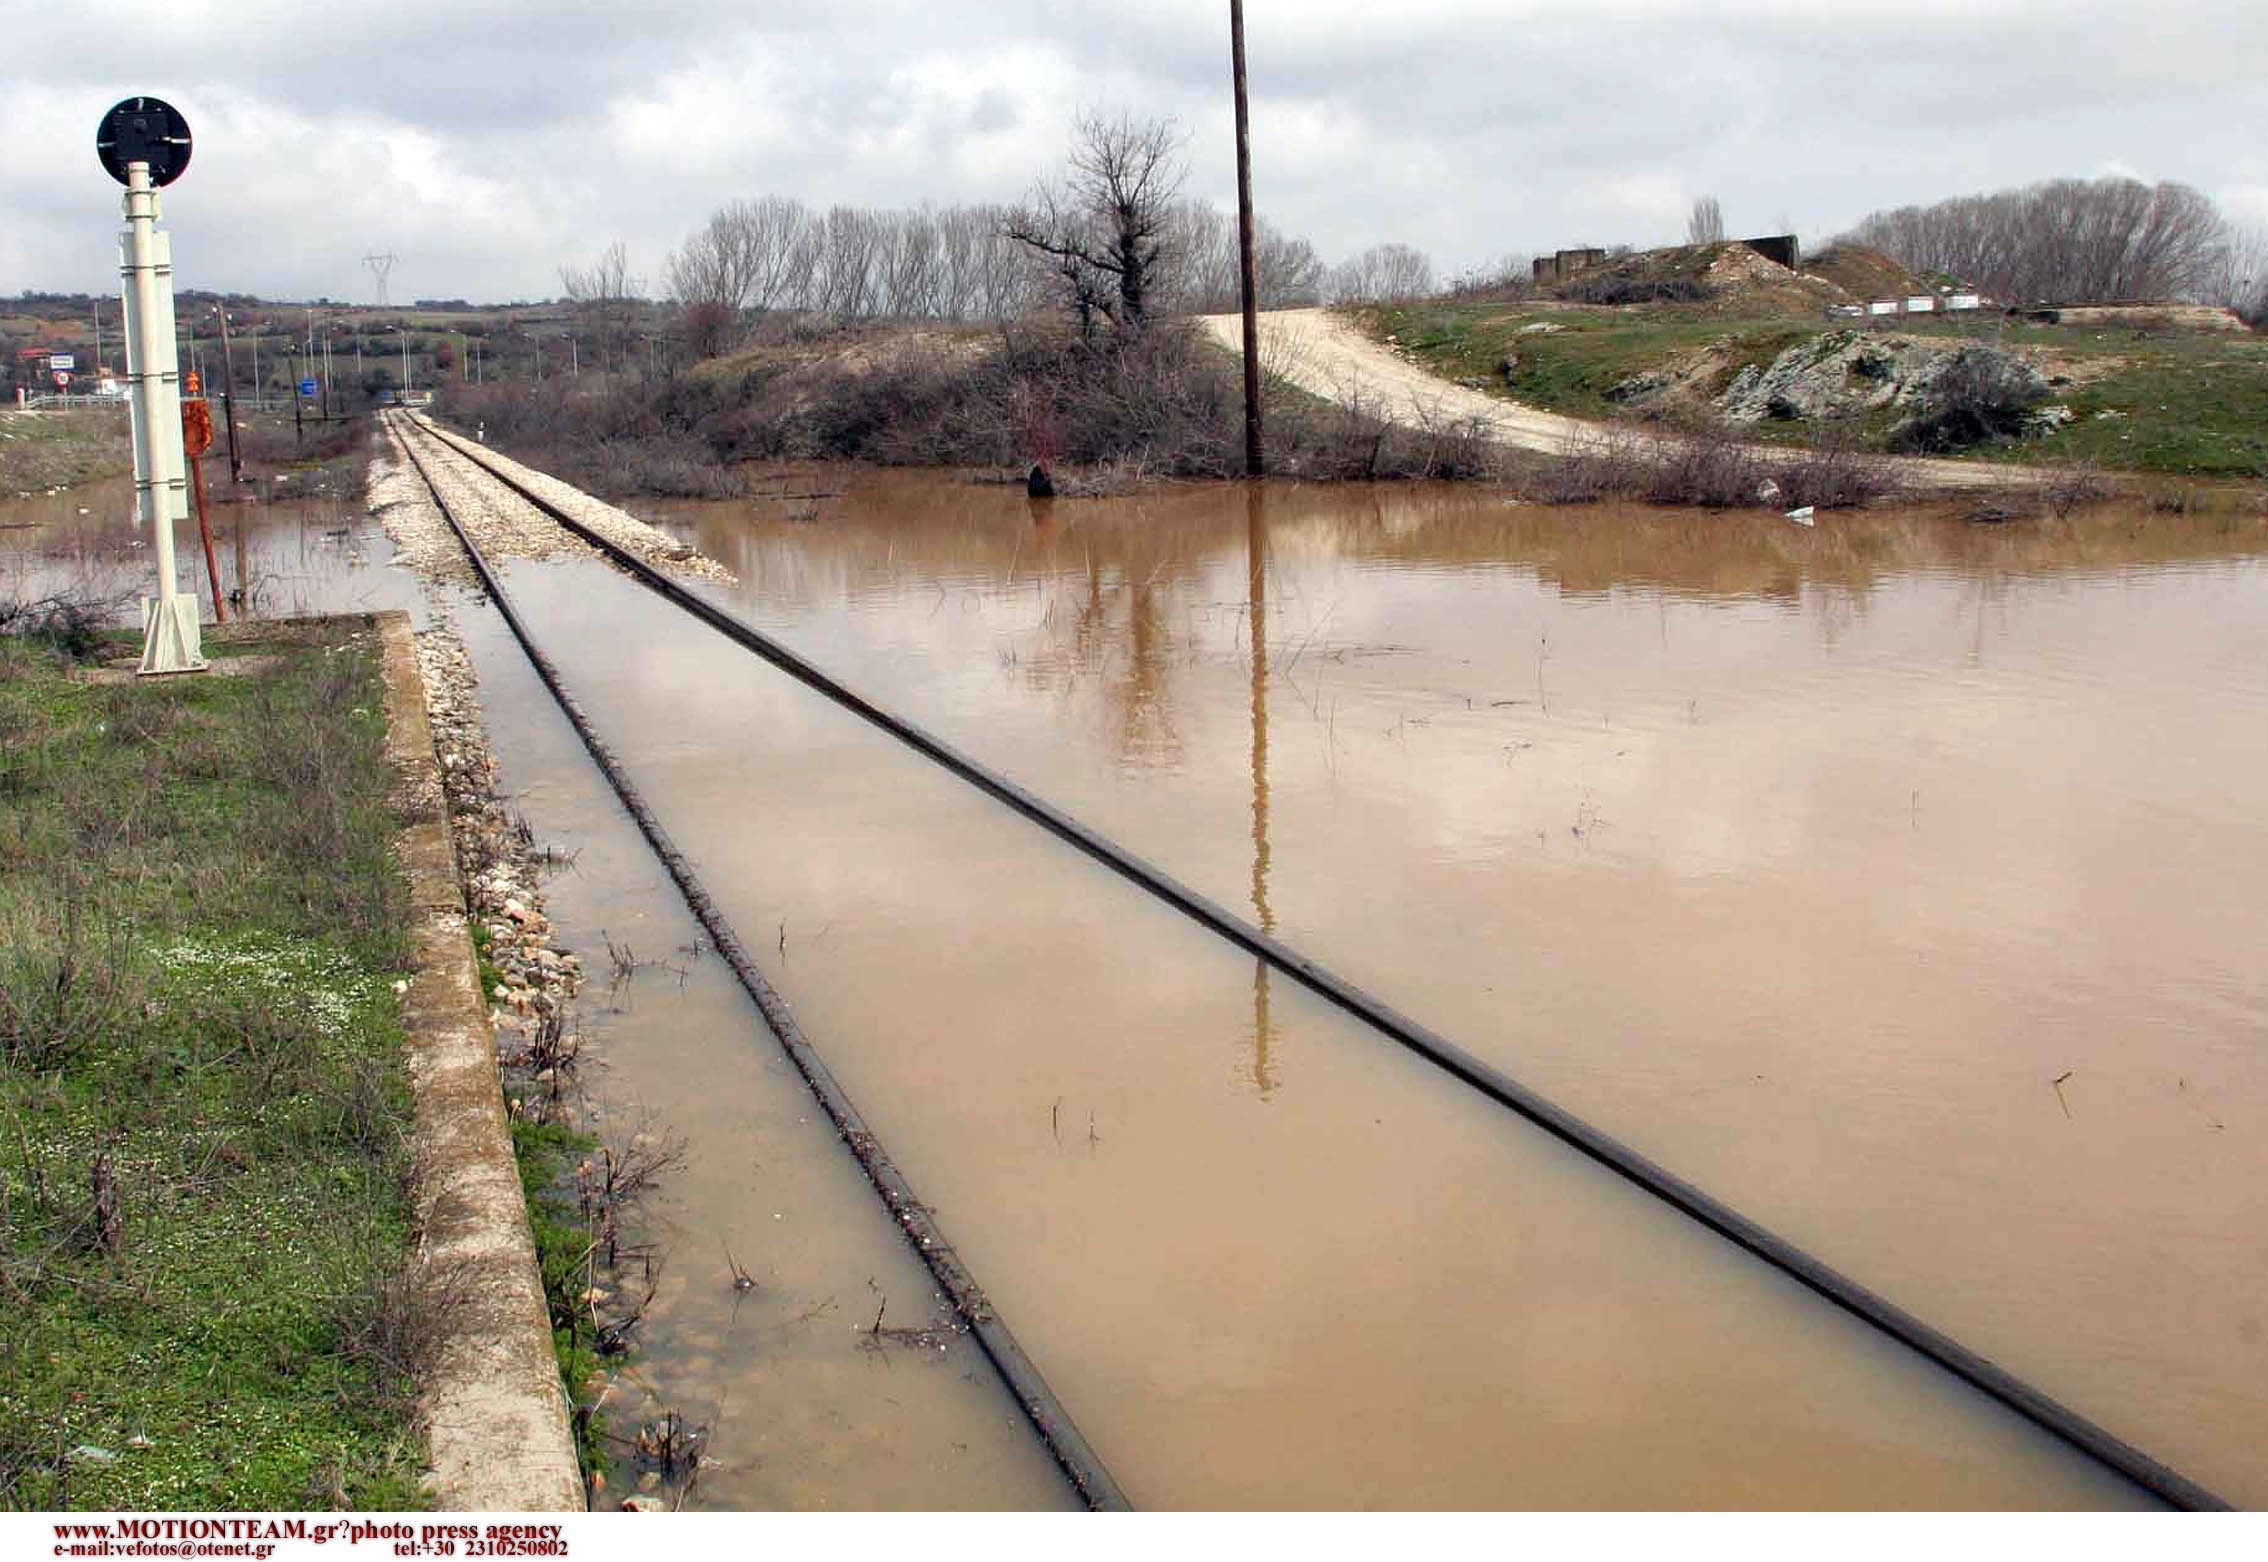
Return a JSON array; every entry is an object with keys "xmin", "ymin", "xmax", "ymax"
[{"xmin": 1358, "ymin": 276, "xmax": 2268, "ymax": 477}]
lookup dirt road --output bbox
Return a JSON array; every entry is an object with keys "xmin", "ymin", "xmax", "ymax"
[{"xmin": 1196, "ymin": 307, "xmax": 2005, "ymax": 491}]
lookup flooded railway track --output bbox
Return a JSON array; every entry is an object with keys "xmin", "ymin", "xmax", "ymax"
[{"xmin": 378, "ymin": 409, "xmax": 2230, "ymax": 1511}]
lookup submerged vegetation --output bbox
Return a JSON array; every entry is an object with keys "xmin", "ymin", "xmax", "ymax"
[{"xmin": 0, "ymin": 614, "xmax": 423, "ymax": 1509}]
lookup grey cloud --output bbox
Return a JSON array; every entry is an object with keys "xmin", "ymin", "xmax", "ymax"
[{"xmin": 3, "ymin": 0, "xmax": 2260, "ymax": 301}]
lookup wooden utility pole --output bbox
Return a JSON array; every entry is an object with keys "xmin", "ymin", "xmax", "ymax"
[
  {"xmin": 1230, "ymin": 0, "xmax": 1263, "ymax": 477},
  {"xmin": 212, "ymin": 305, "xmax": 243, "ymax": 483}
]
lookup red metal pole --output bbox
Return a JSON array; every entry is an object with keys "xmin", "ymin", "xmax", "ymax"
[{"xmin": 189, "ymin": 453, "xmax": 226, "ymax": 624}]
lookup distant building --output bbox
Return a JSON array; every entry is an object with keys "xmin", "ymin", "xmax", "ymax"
[
  {"xmin": 1740, "ymin": 234, "xmax": 1801, "ymax": 270},
  {"xmin": 1531, "ymin": 248, "xmax": 1609, "ymax": 284}
]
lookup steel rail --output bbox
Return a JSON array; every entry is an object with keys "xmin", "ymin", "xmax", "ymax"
[
  {"xmin": 384, "ymin": 413, "xmax": 1131, "ymax": 1512},
  {"xmin": 401, "ymin": 412, "xmax": 2231, "ymax": 1512}
]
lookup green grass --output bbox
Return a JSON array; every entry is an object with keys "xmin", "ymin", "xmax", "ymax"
[
  {"xmin": 1357, "ymin": 301, "xmax": 2268, "ymax": 477},
  {"xmin": 0, "ymin": 410, "xmax": 135, "ymax": 496},
  {"xmin": 1360, "ymin": 299, "xmax": 1814, "ymax": 423},
  {"xmin": 0, "ymin": 622, "xmax": 425, "ymax": 1510},
  {"xmin": 508, "ymin": 1117, "xmax": 607, "ymax": 1483}
]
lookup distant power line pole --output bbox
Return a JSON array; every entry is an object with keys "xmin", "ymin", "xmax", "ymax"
[
  {"xmin": 1230, "ymin": 0, "xmax": 1263, "ymax": 477},
  {"xmin": 363, "ymin": 251, "xmax": 398, "ymax": 307}
]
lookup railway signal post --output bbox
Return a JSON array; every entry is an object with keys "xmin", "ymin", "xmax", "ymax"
[{"xmin": 98, "ymin": 95, "xmax": 206, "ymax": 676}]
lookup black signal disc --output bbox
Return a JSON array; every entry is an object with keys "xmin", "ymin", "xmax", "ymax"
[{"xmin": 96, "ymin": 97, "xmax": 193, "ymax": 187}]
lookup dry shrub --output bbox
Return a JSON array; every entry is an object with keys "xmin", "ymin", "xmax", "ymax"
[
  {"xmin": 453, "ymin": 321, "xmax": 1516, "ymax": 490},
  {"xmin": 330, "ymin": 1261, "xmax": 471, "ymax": 1417},
  {"xmin": 1776, "ymin": 419, "xmax": 1905, "ymax": 509},
  {"xmin": 0, "ymin": 901, "xmax": 144, "ymax": 1073},
  {"xmin": 1558, "ymin": 274, "xmax": 1714, "ymax": 306},
  {"xmin": 2039, "ymin": 463, "xmax": 2115, "ymax": 517},
  {"xmin": 1264, "ymin": 376, "xmax": 1505, "ymax": 481},
  {"xmin": 237, "ymin": 415, "xmax": 363, "ymax": 468},
  {"xmin": 1964, "ymin": 463, "xmax": 2117, "ymax": 524},
  {"xmin": 0, "ymin": 591, "xmax": 130, "ymax": 660},
  {"xmin": 1521, "ymin": 423, "xmax": 1761, "ymax": 507},
  {"xmin": 1894, "ymin": 348, "xmax": 2043, "ymax": 453},
  {"xmin": 1519, "ymin": 418, "xmax": 1899, "ymax": 511}
]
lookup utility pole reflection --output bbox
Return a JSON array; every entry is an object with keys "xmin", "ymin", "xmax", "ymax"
[{"xmin": 1247, "ymin": 485, "xmax": 1277, "ymax": 1095}]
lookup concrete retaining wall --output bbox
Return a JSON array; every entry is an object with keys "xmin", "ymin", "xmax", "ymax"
[{"xmin": 377, "ymin": 610, "xmax": 584, "ymax": 1512}]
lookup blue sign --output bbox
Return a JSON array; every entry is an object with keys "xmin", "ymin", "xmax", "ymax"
[{"xmin": 298, "ymin": 378, "xmax": 318, "ymax": 396}]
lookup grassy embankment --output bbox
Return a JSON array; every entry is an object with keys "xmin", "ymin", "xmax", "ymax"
[
  {"xmin": 0, "ymin": 411, "xmax": 135, "ymax": 498},
  {"xmin": 0, "ymin": 409, "xmax": 366, "ymax": 503},
  {"xmin": 1356, "ymin": 300, "xmax": 2268, "ymax": 478},
  {"xmin": 0, "ymin": 614, "xmax": 424, "ymax": 1509}
]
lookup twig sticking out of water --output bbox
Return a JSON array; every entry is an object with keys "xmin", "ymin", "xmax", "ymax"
[
  {"xmin": 2052, "ymin": 1070, "xmax": 2075, "ymax": 1119},
  {"xmin": 723, "ymin": 1244, "xmax": 755, "ymax": 1293},
  {"xmin": 788, "ymin": 1294, "xmax": 839, "ymax": 1326}
]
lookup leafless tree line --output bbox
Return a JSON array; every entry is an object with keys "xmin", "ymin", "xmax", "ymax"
[
  {"xmin": 2207, "ymin": 223, "xmax": 2268, "ymax": 326},
  {"xmin": 558, "ymin": 240, "xmax": 642, "ymax": 370},
  {"xmin": 1170, "ymin": 202, "xmax": 1321, "ymax": 311},
  {"xmin": 663, "ymin": 196, "xmax": 1439, "ymax": 327},
  {"xmin": 1846, "ymin": 175, "xmax": 2233, "ymax": 304},
  {"xmin": 664, "ymin": 198, "xmax": 1044, "ymax": 335},
  {"xmin": 1323, "ymin": 243, "xmax": 1438, "ymax": 304},
  {"xmin": 658, "ymin": 115, "xmax": 1441, "ymax": 358}
]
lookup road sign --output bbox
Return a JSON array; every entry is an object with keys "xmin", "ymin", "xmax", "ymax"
[
  {"xmin": 50, "ymin": 353, "xmax": 75, "ymax": 370},
  {"xmin": 95, "ymin": 97, "xmax": 193, "ymax": 188},
  {"xmin": 298, "ymin": 379, "xmax": 319, "ymax": 396},
  {"xmin": 53, "ymin": 370, "xmax": 71, "ymax": 388}
]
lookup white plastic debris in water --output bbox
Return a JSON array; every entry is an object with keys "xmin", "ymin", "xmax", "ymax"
[{"xmin": 1785, "ymin": 506, "xmax": 1816, "ymax": 527}]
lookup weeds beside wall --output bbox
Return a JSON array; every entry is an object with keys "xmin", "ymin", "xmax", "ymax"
[{"xmin": 0, "ymin": 617, "xmax": 424, "ymax": 1510}]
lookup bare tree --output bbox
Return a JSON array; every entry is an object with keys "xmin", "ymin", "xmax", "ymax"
[
  {"xmin": 1168, "ymin": 201, "xmax": 1237, "ymax": 312},
  {"xmin": 1326, "ymin": 243, "xmax": 1437, "ymax": 303},
  {"xmin": 2206, "ymin": 222, "xmax": 2268, "ymax": 326},
  {"xmin": 559, "ymin": 239, "xmax": 640, "ymax": 370},
  {"xmin": 733, "ymin": 196, "xmax": 813, "ymax": 312},
  {"xmin": 1256, "ymin": 224, "xmax": 1326, "ymax": 307},
  {"xmin": 658, "ymin": 194, "xmax": 1102, "ymax": 328},
  {"xmin": 1442, "ymin": 253, "xmax": 1534, "ymax": 300},
  {"xmin": 879, "ymin": 207, "xmax": 945, "ymax": 316},
  {"xmin": 815, "ymin": 206, "xmax": 882, "ymax": 316},
  {"xmin": 971, "ymin": 208, "xmax": 1045, "ymax": 325},
  {"xmin": 1848, "ymin": 176, "xmax": 2229, "ymax": 303},
  {"xmin": 665, "ymin": 202, "xmax": 765, "ymax": 356},
  {"xmin": 1688, "ymin": 195, "xmax": 1725, "ymax": 246},
  {"xmin": 1006, "ymin": 111, "xmax": 1187, "ymax": 338}
]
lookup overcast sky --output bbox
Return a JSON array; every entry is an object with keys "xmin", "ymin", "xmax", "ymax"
[{"xmin": 4, "ymin": 0, "xmax": 2263, "ymax": 305}]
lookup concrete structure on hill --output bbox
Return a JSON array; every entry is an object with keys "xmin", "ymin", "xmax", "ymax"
[
  {"xmin": 1532, "ymin": 247, "xmax": 1609, "ymax": 284},
  {"xmin": 1740, "ymin": 234, "xmax": 1800, "ymax": 270},
  {"xmin": 1532, "ymin": 235, "xmax": 1802, "ymax": 285}
]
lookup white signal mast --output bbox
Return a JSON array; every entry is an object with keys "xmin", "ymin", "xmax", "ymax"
[{"xmin": 98, "ymin": 96, "xmax": 205, "ymax": 676}]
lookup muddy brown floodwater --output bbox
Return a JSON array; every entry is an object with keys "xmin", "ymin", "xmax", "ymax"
[
  {"xmin": 14, "ymin": 463, "xmax": 2265, "ymax": 1507},
  {"xmin": 466, "ymin": 470, "xmax": 2266, "ymax": 1508},
  {"xmin": 1, "ymin": 470, "xmax": 426, "ymax": 626}
]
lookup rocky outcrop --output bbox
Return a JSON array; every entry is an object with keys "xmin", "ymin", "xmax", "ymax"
[{"xmin": 1714, "ymin": 331, "xmax": 2047, "ymax": 427}]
